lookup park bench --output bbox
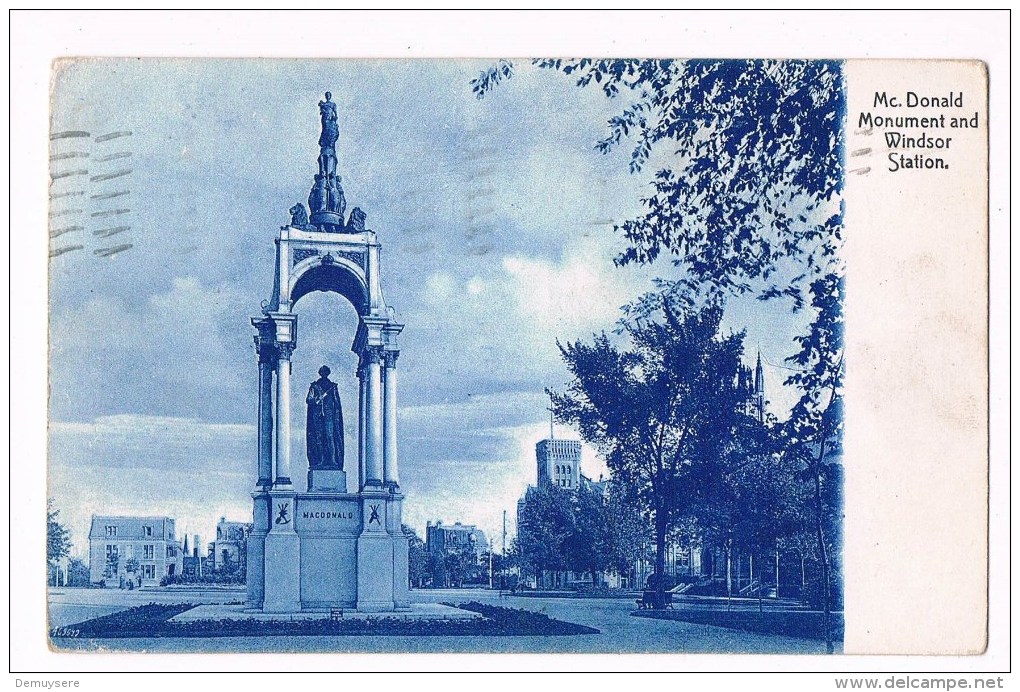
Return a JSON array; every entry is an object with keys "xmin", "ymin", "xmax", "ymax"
[{"xmin": 636, "ymin": 590, "xmax": 674, "ymax": 610}]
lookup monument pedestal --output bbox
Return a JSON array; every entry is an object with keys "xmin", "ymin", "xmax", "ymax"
[
  {"xmin": 245, "ymin": 492, "xmax": 270, "ymax": 610},
  {"xmin": 261, "ymin": 491, "xmax": 301, "ymax": 613},
  {"xmin": 253, "ymin": 489, "xmax": 407, "ymax": 613},
  {"xmin": 307, "ymin": 468, "xmax": 347, "ymax": 492},
  {"xmin": 262, "ymin": 532, "xmax": 301, "ymax": 613},
  {"xmin": 356, "ymin": 534, "xmax": 395, "ymax": 612}
]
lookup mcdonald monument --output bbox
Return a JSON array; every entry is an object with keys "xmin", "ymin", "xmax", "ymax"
[{"xmin": 246, "ymin": 93, "xmax": 409, "ymax": 613}]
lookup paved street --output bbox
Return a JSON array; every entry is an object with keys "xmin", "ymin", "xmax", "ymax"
[{"xmin": 49, "ymin": 587, "xmax": 834, "ymax": 654}]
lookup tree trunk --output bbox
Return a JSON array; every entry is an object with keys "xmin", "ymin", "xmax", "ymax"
[
  {"xmin": 756, "ymin": 552, "xmax": 764, "ymax": 614},
  {"xmin": 775, "ymin": 543, "xmax": 780, "ymax": 599},
  {"xmin": 813, "ymin": 445, "xmax": 834, "ymax": 654},
  {"xmin": 653, "ymin": 508, "xmax": 667, "ymax": 609},
  {"xmin": 725, "ymin": 541, "xmax": 733, "ymax": 611}
]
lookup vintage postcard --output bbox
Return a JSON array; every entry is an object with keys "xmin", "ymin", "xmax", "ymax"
[{"xmin": 38, "ymin": 55, "xmax": 989, "ymax": 661}]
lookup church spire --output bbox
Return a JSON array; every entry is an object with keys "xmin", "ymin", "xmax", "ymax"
[
  {"xmin": 753, "ymin": 349, "xmax": 766, "ymax": 424},
  {"xmin": 754, "ymin": 349, "xmax": 764, "ymax": 395}
]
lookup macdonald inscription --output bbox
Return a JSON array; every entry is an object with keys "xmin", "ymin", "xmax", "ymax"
[{"xmin": 302, "ymin": 510, "xmax": 355, "ymax": 520}]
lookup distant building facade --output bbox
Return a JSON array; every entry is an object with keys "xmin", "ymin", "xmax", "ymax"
[
  {"xmin": 425, "ymin": 521, "xmax": 489, "ymax": 586},
  {"xmin": 426, "ymin": 521, "xmax": 488, "ymax": 562},
  {"xmin": 536, "ymin": 439, "xmax": 581, "ymax": 489},
  {"xmin": 212, "ymin": 518, "xmax": 252, "ymax": 575},
  {"xmin": 88, "ymin": 515, "xmax": 183, "ymax": 587}
]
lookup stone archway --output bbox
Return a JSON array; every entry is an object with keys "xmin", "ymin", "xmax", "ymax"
[{"xmin": 252, "ymin": 234, "xmax": 402, "ymax": 494}]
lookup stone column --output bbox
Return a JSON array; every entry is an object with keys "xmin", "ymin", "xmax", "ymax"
[
  {"xmin": 357, "ymin": 362, "xmax": 367, "ymax": 491},
  {"xmin": 274, "ymin": 343, "xmax": 295, "ymax": 488},
  {"xmin": 383, "ymin": 350, "xmax": 399, "ymax": 488},
  {"xmin": 364, "ymin": 347, "xmax": 384, "ymax": 486},
  {"xmin": 256, "ymin": 350, "xmax": 275, "ymax": 488}
]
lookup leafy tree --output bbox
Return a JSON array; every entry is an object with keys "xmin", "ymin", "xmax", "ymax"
[
  {"xmin": 67, "ymin": 557, "xmax": 90, "ymax": 587},
  {"xmin": 605, "ymin": 482, "xmax": 648, "ymax": 579},
  {"xmin": 475, "ymin": 59, "xmax": 845, "ymax": 638},
  {"xmin": 442, "ymin": 547, "xmax": 480, "ymax": 588},
  {"xmin": 721, "ymin": 418, "xmax": 805, "ymax": 609},
  {"xmin": 124, "ymin": 557, "xmax": 139, "ymax": 575},
  {"xmin": 488, "ymin": 551, "xmax": 513, "ymax": 589},
  {"xmin": 403, "ymin": 524, "xmax": 429, "ymax": 588},
  {"xmin": 550, "ymin": 305, "xmax": 747, "ymax": 608},
  {"xmin": 47, "ymin": 499, "xmax": 71, "ymax": 578},
  {"xmin": 565, "ymin": 483, "xmax": 614, "ymax": 586},
  {"xmin": 781, "ymin": 274, "xmax": 845, "ymax": 652},
  {"xmin": 515, "ymin": 483, "xmax": 574, "ymax": 585},
  {"xmin": 425, "ymin": 548, "xmax": 447, "ymax": 588}
]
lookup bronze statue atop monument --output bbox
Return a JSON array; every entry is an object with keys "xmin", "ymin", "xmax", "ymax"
[{"xmin": 308, "ymin": 91, "xmax": 347, "ymax": 231}]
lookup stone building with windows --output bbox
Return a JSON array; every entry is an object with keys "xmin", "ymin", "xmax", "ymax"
[
  {"xmin": 517, "ymin": 435, "xmax": 585, "ymax": 532},
  {"xmin": 88, "ymin": 515, "xmax": 184, "ymax": 587},
  {"xmin": 212, "ymin": 517, "xmax": 252, "ymax": 575},
  {"xmin": 536, "ymin": 438, "xmax": 581, "ymax": 490},
  {"xmin": 425, "ymin": 521, "xmax": 488, "ymax": 563},
  {"xmin": 425, "ymin": 521, "xmax": 489, "ymax": 586}
]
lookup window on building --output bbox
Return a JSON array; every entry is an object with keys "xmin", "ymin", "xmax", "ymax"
[
  {"xmin": 141, "ymin": 564, "xmax": 155, "ymax": 580},
  {"xmin": 166, "ymin": 546, "xmax": 175, "ymax": 558},
  {"xmin": 143, "ymin": 526, "xmax": 153, "ymax": 537},
  {"xmin": 143, "ymin": 545, "xmax": 154, "ymax": 560},
  {"xmin": 106, "ymin": 545, "xmax": 118, "ymax": 560},
  {"xmin": 105, "ymin": 526, "xmax": 117, "ymax": 537}
]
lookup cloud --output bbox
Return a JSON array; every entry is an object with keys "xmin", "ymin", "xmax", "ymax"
[
  {"xmin": 49, "ymin": 276, "xmax": 252, "ymax": 422},
  {"xmin": 502, "ymin": 238, "xmax": 644, "ymax": 338}
]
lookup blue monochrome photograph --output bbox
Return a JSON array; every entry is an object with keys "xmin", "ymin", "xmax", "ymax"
[{"xmin": 47, "ymin": 59, "xmax": 845, "ymax": 654}]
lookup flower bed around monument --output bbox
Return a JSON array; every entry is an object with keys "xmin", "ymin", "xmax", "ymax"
[{"xmin": 50, "ymin": 602, "xmax": 599, "ymax": 639}]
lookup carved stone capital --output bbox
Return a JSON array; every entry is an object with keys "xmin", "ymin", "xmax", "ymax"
[
  {"xmin": 255, "ymin": 338, "xmax": 278, "ymax": 364},
  {"xmin": 383, "ymin": 350, "xmax": 400, "ymax": 368},
  {"xmin": 277, "ymin": 342, "xmax": 296, "ymax": 360},
  {"xmin": 363, "ymin": 345, "xmax": 384, "ymax": 365}
]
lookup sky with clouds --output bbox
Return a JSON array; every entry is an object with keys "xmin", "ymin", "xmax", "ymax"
[{"xmin": 47, "ymin": 59, "xmax": 813, "ymax": 554}]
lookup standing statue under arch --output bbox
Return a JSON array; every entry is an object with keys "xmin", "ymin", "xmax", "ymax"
[{"xmin": 306, "ymin": 365, "xmax": 345, "ymax": 470}]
